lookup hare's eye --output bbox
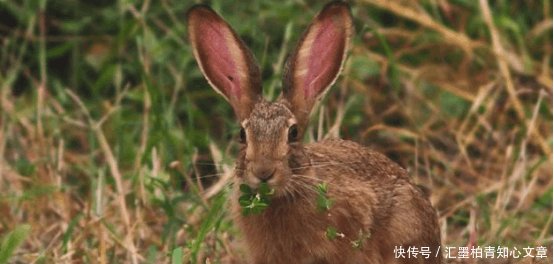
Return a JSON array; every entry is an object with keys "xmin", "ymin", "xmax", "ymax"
[
  {"xmin": 288, "ymin": 124, "xmax": 298, "ymax": 143},
  {"xmin": 239, "ymin": 127, "xmax": 246, "ymax": 144}
]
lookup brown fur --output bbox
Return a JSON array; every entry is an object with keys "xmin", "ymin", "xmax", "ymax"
[{"xmin": 187, "ymin": 2, "xmax": 442, "ymax": 263}]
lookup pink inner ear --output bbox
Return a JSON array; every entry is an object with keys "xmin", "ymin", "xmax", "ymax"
[
  {"xmin": 194, "ymin": 22, "xmax": 241, "ymax": 99},
  {"xmin": 304, "ymin": 18, "xmax": 345, "ymax": 99}
]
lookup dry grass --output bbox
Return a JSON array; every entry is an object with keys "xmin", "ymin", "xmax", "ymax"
[{"xmin": 0, "ymin": 0, "xmax": 551, "ymax": 263}]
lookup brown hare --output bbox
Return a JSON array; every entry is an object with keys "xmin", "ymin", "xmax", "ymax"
[{"xmin": 187, "ymin": 1, "xmax": 442, "ymax": 263}]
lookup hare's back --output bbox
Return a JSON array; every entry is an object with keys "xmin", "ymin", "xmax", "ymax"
[
  {"xmin": 305, "ymin": 138, "xmax": 410, "ymax": 184},
  {"xmin": 305, "ymin": 139, "xmax": 441, "ymax": 256}
]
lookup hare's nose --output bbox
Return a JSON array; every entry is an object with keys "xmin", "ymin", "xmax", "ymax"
[
  {"xmin": 251, "ymin": 161, "xmax": 276, "ymax": 182},
  {"xmin": 257, "ymin": 169, "xmax": 275, "ymax": 182}
]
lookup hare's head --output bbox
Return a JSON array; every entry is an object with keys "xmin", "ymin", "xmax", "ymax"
[{"xmin": 187, "ymin": 2, "xmax": 352, "ymax": 194}]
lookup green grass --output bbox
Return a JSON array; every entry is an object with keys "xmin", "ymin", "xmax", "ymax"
[
  {"xmin": 0, "ymin": 225, "xmax": 31, "ymax": 264},
  {"xmin": 0, "ymin": 0, "xmax": 552, "ymax": 263}
]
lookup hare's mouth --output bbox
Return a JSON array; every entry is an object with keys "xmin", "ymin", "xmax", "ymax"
[
  {"xmin": 240, "ymin": 174, "xmax": 293, "ymax": 198},
  {"xmin": 242, "ymin": 175, "xmax": 283, "ymax": 191}
]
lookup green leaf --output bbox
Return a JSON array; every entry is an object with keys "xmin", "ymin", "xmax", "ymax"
[
  {"xmin": 316, "ymin": 195, "xmax": 329, "ymax": 211},
  {"xmin": 326, "ymin": 226, "xmax": 338, "ymax": 240},
  {"xmin": 239, "ymin": 184, "xmax": 253, "ymax": 195},
  {"xmin": 316, "ymin": 183, "xmax": 328, "ymax": 194},
  {"xmin": 62, "ymin": 214, "xmax": 83, "ymax": 253},
  {"xmin": 171, "ymin": 247, "xmax": 183, "ymax": 264},
  {"xmin": 258, "ymin": 182, "xmax": 272, "ymax": 195},
  {"xmin": 253, "ymin": 200, "xmax": 268, "ymax": 209},
  {"xmin": 238, "ymin": 183, "xmax": 274, "ymax": 216},
  {"xmin": 315, "ymin": 183, "xmax": 333, "ymax": 212},
  {"xmin": 146, "ymin": 245, "xmax": 158, "ymax": 264},
  {"xmin": 259, "ymin": 196, "xmax": 271, "ymax": 205},
  {"xmin": 239, "ymin": 195, "xmax": 253, "ymax": 206},
  {"xmin": 0, "ymin": 224, "xmax": 31, "ymax": 264}
]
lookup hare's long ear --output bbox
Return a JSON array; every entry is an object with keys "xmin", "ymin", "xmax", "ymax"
[
  {"xmin": 282, "ymin": 1, "xmax": 352, "ymax": 129},
  {"xmin": 187, "ymin": 5, "xmax": 262, "ymax": 121}
]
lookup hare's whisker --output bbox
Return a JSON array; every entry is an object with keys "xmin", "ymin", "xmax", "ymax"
[
  {"xmin": 193, "ymin": 162, "xmax": 231, "ymax": 165},
  {"xmin": 194, "ymin": 173, "xmax": 226, "ymax": 180},
  {"xmin": 291, "ymin": 174, "xmax": 342, "ymax": 190},
  {"xmin": 292, "ymin": 161, "xmax": 364, "ymax": 171}
]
